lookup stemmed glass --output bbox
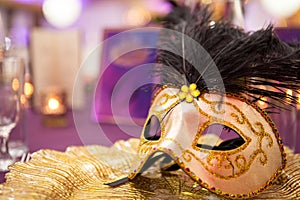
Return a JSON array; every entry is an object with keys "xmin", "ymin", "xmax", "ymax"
[{"xmin": 0, "ymin": 57, "xmax": 24, "ymax": 171}]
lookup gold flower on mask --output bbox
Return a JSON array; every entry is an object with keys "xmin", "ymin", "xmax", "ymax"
[{"xmin": 179, "ymin": 83, "xmax": 200, "ymax": 103}]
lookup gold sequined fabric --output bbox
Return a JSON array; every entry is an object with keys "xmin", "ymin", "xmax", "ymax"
[{"xmin": 0, "ymin": 138, "xmax": 299, "ymax": 199}]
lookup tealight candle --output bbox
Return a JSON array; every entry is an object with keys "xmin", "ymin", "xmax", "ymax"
[
  {"xmin": 40, "ymin": 89, "xmax": 67, "ymax": 127},
  {"xmin": 41, "ymin": 92, "xmax": 66, "ymax": 115},
  {"xmin": 42, "ymin": 95, "xmax": 66, "ymax": 115}
]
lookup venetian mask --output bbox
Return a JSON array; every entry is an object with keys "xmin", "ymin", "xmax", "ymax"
[{"xmin": 127, "ymin": 84, "xmax": 286, "ymax": 199}]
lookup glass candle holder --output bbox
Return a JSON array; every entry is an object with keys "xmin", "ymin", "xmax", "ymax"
[{"xmin": 40, "ymin": 89, "xmax": 68, "ymax": 127}]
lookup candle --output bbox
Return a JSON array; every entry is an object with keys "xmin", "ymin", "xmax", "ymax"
[
  {"xmin": 41, "ymin": 92, "xmax": 66, "ymax": 116},
  {"xmin": 43, "ymin": 96, "xmax": 66, "ymax": 115},
  {"xmin": 40, "ymin": 89, "xmax": 68, "ymax": 127}
]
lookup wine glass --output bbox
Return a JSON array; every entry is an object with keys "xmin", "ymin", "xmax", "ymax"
[{"xmin": 0, "ymin": 57, "xmax": 24, "ymax": 171}]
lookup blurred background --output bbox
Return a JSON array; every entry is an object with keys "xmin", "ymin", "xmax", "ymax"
[
  {"xmin": 0, "ymin": 0, "xmax": 299, "ymax": 158},
  {"xmin": 1, "ymin": 0, "xmax": 300, "ymax": 88}
]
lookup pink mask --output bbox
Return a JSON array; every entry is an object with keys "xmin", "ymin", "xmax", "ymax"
[{"xmin": 127, "ymin": 85, "xmax": 286, "ymax": 199}]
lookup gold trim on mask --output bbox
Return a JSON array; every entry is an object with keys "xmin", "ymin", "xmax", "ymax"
[
  {"xmin": 133, "ymin": 86, "xmax": 286, "ymax": 199},
  {"xmin": 189, "ymin": 94, "xmax": 275, "ymax": 179}
]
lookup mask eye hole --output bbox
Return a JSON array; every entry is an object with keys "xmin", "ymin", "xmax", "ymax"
[
  {"xmin": 143, "ymin": 115, "xmax": 161, "ymax": 141},
  {"xmin": 197, "ymin": 124, "xmax": 245, "ymax": 151}
]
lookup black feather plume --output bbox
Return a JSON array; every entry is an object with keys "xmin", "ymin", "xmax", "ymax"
[{"xmin": 155, "ymin": 3, "xmax": 300, "ymax": 108}]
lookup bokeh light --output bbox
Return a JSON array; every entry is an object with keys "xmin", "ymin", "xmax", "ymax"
[
  {"xmin": 260, "ymin": 0, "xmax": 300, "ymax": 18},
  {"xmin": 42, "ymin": 0, "xmax": 82, "ymax": 28}
]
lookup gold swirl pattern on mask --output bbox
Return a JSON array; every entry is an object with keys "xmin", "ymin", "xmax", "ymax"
[
  {"xmin": 182, "ymin": 151, "xmax": 194, "ymax": 162},
  {"xmin": 254, "ymin": 122, "xmax": 273, "ymax": 149},
  {"xmin": 154, "ymin": 101, "xmax": 181, "ymax": 117},
  {"xmin": 200, "ymin": 94, "xmax": 226, "ymax": 114},
  {"xmin": 231, "ymin": 112, "xmax": 245, "ymax": 124},
  {"xmin": 192, "ymin": 97, "xmax": 252, "ymax": 153},
  {"xmin": 190, "ymin": 132, "xmax": 268, "ymax": 179},
  {"xmin": 135, "ymin": 88, "xmax": 286, "ymax": 198},
  {"xmin": 188, "ymin": 94, "xmax": 279, "ymax": 180},
  {"xmin": 199, "ymin": 94, "xmax": 274, "ymax": 148},
  {"xmin": 150, "ymin": 85, "xmax": 178, "ymax": 104},
  {"xmin": 157, "ymin": 93, "xmax": 178, "ymax": 106},
  {"xmin": 182, "ymin": 148, "xmax": 268, "ymax": 181},
  {"xmin": 193, "ymin": 118, "xmax": 252, "ymax": 154},
  {"xmin": 199, "ymin": 94, "xmax": 273, "ymax": 146},
  {"xmin": 150, "ymin": 86, "xmax": 183, "ymax": 116}
]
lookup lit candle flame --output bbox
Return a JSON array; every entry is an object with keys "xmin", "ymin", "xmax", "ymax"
[
  {"xmin": 41, "ymin": 91, "xmax": 67, "ymax": 115},
  {"xmin": 48, "ymin": 98, "xmax": 60, "ymax": 110}
]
